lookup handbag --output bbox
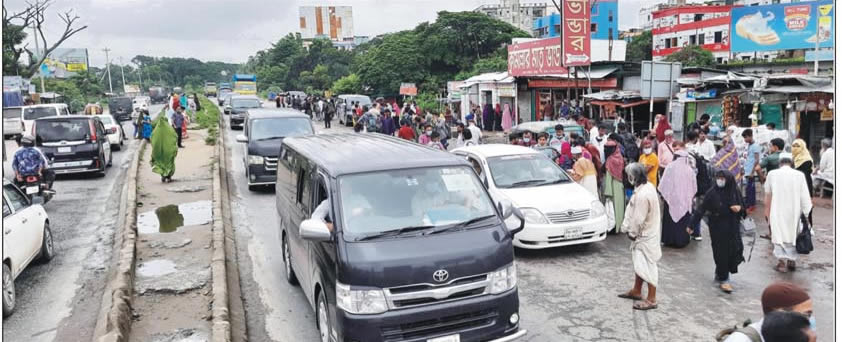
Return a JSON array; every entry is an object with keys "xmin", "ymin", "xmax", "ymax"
[{"xmin": 796, "ymin": 214, "xmax": 813, "ymax": 254}]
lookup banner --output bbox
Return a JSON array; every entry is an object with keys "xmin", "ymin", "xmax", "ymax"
[
  {"xmin": 507, "ymin": 38, "xmax": 568, "ymax": 77},
  {"xmin": 561, "ymin": 0, "xmax": 591, "ymax": 66},
  {"xmin": 3, "ymin": 76, "xmax": 24, "ymax": 92},
  {"xmin": 123, "ymin": 84, "xmax": 140, "ymax": 94},
  {"xmin": 399, "ymin": 83, "xmax": 417, "ymax": 96},
  {"xmin": 731, "ymin": 0, "xmax": 834, "ymax": 53},
  {"xmin": 41, "ymin": 48, "xmax": 89, "ymax": 78}
]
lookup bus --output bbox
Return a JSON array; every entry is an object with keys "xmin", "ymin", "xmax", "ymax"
[{"xmin": 232, "ymin": 74, "xmax": 257, "ymax": 95}]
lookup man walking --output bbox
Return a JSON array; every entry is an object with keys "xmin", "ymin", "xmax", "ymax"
[
  {"xmin": 618, "ymin": 163, "xmax": 661, "ymax": 311},
  {"xmin": 742, "ymin": 129, "xmax": 761, "ymax": 211},
  {"xmin": 324, "ymin": 99, "xmax": 335, "ymax": 129},
  {"xmin": 764, "ymin": 153, "xmax": 812, "ymax": 273},
  {"xmin": 172, "ymin": 107, "xmax": 186, "ymax": 148}
]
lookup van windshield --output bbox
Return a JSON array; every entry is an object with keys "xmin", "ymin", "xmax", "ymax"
[
  {"xmin": 338, "ymin": 166, "xmax": 496, "ymax": 240},
  {"xmin": 487, "ymin": 154, "xmax": 571, "ymax": 189},
  {"xmin": 23, "ymin": 107, "xmax": 57, "ymax": 120},
  {"xmin": 232, "ymin": 99, "xmax": 260, "ymax": 108},
  {"xmin": 36, "ymin": 119, "xmax": 89, "ymax": 142},
  {"xmin": 250, "ymin": 118, "xmax": 312, "ymax": 140},
  {"xmin": 3, "ymin": 108, "xmax": 22, "ymax": 119}
]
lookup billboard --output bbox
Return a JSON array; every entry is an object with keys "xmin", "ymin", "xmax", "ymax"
[
  {"xmin": 42, "ymin": 48, "xmax": 89, "ymax": 78},
  {"xmin": 731, "ymin": 0, "xmax": 834, "ymax": 53},
  {"xmin": 507, "ymin": 38, "xmax": 568, "ymax": 77},
  {"xmin": 399, "ymin": 83, "xmax": 417, "ymax": 96},
  {"xmin": 561, "ymin": 0, "xmax": 592, "ymax": 66},
  {"xmin": 640, "ymin": 61, "xmax": 681, "ymax": 99}
]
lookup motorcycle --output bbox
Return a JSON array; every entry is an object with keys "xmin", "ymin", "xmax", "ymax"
[{"xmin": 20, "ymin": 174, "xmax": 55, "ymax": 204}]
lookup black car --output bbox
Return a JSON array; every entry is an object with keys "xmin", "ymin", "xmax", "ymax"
[
  {"xmin": 34, "ymin": 115, "xmax": 113, "ymax": 175},
  {"xmin": 276, "ymin": 133, "xmax": 526, "ymax": 342},
  {"xmin": 227, "ymin": 95, "xmax": 261, "ymax": 130},
  {"xmin": 107, "ymin": 97, "xmax": 133, "ymax": 122},
  {"xmin": 235, "ymin": 109, "xmax": 314, "ymax": 191}
]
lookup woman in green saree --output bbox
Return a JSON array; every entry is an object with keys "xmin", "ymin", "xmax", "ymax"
[{"xmin": 150, "ymin": 114, "xmax": 178, "ymax": 182}]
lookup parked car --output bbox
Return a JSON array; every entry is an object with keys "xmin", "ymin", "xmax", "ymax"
[
  {"xmin": 3, "ymin": 179, "xmax": 55, "ymax": 317},
  {"xmin": 94, "ymin": 114, "xmax": 125, "ymax": 151},
  {"xmin": 33, "ymin": 115, "xmax": 113, "ymax": 175},
  {"xmin": 22, "ymin": 104, "xmax": 70, "ymax": 136},
  {"xmin": 3, "ymin": 106, "xmax": 24, "ymax": 139},
  {"xmin": 227, "ymin": 95, "xmax": 261, "ymax": 129},
  {"xmin": 217, "ymin": 88, "xmax": 232, "ymax": 105},
  {"xmin": 107, "ymin": 96, "xmax": 133, "ymax": 122},
  {"xmin": 337, "ymin": 94, "xmax": 372, "ymax": 126},
  {"xmin": 452, "ymin": 144, "xmax": 609, "ymax": 249},
  {"xmin": 277, "ymin": 133, "xmax": 526, "ymax": 342},
  {"xmin": 235, "ymin": 109, "xmax": 314, "ymax": 191}
]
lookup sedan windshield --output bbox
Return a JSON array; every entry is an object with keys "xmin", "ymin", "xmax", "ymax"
[
  {"xmin": 232, "ymin": 99, "xmax": 260, "ymax": 108},
  {"xmin": 36, "ymin": 119, "xmax": 89, "ymax": 142},
  {"xmin": 23, "ymin": 107, "xmax": 57, "ymax": 121},
  {"xmin": 3, "ymin": 108, "xmax": 22, "ymax": 119},
  {"xmin": 250, "ymin": 118, "xmax": 312, "ymax": 140},
  {"xmin": 339, "ymin": 166, "xmax": 496, "ymax": 240},
  {"xmin": 487, "ymin": 154, "xmax": 571, "ymax": 189}
]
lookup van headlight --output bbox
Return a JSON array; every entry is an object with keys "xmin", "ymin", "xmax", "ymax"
[
  {"xmin": 248, "ymin": 155, "xmax": 264, "ymax": 165},
  {"xmin": 520, "ymin": 208, "xmax": 548, "ymax": 224},
  {"xmin": 336, "ymin": 282, "xmax": 388, "ymax": 315},
  {"xmin": 488, "ymin": 263, "xmax": 517, "ymax": 294},
  {"xmin": 590, "ymin": 200, "xmax": 605, "ymax": 218}
]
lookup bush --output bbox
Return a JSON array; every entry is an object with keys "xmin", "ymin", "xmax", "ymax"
[{"xmin": 193, "ymin": 96, "xmax": 220, "ymax": 145}]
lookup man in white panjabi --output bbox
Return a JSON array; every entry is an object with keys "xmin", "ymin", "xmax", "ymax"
[
  {"xmin": 617, "ymin": 163, "xmax": 661, "ymax": 311},
  {"xmin": 812, "ymin": 138, "xmax": 834, "ymax": 191},
  {"xmin": 764, "ymin": 153, "xmax": 813, "ymax": 273}
]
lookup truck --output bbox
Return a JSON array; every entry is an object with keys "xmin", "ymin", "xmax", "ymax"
[
  {"xmin": 232, "ymin": 74, "xmax": 257, "ymax": 95},
  {"xmin": 204, "ymin": 82, "xmax": 218, "ymax": 97},
  {"xmin": 149, "ymin": 86, "xmax": 167, "ymax": 104}
]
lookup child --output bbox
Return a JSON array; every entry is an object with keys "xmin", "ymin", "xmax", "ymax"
[{"xmin": 428, "ymin": 132, "xmax": 445, "ymax": 151}]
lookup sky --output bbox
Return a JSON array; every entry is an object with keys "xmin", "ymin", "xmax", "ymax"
[{"xmin": 5, "ymin": 0, "xmax": 663, "ymax": 67}]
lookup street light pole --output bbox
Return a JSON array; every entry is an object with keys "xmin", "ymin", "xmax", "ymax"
[
  {"xmin": 103, "ymin": 48, "xmax": 113, "ymax": 94},
  {"xmin": 119, "ymin": 57, "xmax": 127, "ymax": 92}
]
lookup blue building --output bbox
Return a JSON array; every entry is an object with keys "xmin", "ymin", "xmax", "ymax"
[{"xmin": 533, "ymin": 0, "xmax": 618, "ymax": 40}]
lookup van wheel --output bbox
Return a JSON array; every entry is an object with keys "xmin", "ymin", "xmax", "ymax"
[
  {"xmin": 282, "ymin": 234, "xmax": 298, "ymax": 285},
  {"xmin": 39, "ymin": 222, "xmax": 55, "ymax": 262},
  {"xmin": 106, "ymin": 149, "xmax": 113, "ymax": 167},
  {"xmin": 316, "ymin": 290, "xmax": 330, "ymax": 342},
  {"xmin": 2, "ymin": 263, "xmax": 14, "ymax": 317}
]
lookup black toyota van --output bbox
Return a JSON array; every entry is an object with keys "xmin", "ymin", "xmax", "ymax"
[{"xmin": 276, "ymin": 133, "xmax": 526, "ymax": 342}]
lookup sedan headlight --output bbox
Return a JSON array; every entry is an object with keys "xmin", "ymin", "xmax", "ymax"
[
  {"xmin": 520, "ymin": 208, "xmax": 548, "ymax": 224},
  {"xmin": 590, "ymin": 200, "xmax": 605, "ymax": 218},
  {"xmin": 336, "ymin": 282, "xmax": 388, "ymax": 315},
  {"xmin": 247, "ymin": 155, "xmax": 264, "ymax": 165},
  {"xmin": 488, "ymin": 263, "xmax": 517, "ymax": 294}
]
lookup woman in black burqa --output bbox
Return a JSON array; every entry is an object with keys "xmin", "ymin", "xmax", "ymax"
[{"xmin": 690, "ymin": 170, "xmax": 745, "ymax": 293}]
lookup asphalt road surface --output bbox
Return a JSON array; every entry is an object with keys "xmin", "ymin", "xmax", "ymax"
[
  {"xmin": 2, "ymin": 105, "xmax": 163, "ymax": 342},
  {"xmin": 224, "ymin": 105, "xmax": 834, "ymax": 341}
]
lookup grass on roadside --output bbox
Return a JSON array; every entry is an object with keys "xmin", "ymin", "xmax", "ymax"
[{"xmin": 194, "ymin": 96, "xmax": 220, "ymax": 145}]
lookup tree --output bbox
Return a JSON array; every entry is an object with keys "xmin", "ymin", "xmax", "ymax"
[
  {"xmin": 626, "ymin": 30, "xmax": 653, "ymax": 63},
  {"xmin": 664, "ymin": 45, "xmax": 715, "ymax": 67},
  {"xmin": 330, "ymin": 73, "xmax": 362, "ymax": 95},
  {"xmin": 2, "ymin": 0, "xmax": 88, "ymax": 77}
]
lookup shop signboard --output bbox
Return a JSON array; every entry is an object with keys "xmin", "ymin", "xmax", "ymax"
[
  {"xmin": 498, "ymin": 83, "xmax": 516, "ymax": 97},
  {"xmin": 124, "ymin": 84, "xmax": 140, "ymax": 94},
  {"xmin": 399, "ymin": 83, "xmax": 417, "ymax": 96},
  {"xmin": 560, "ymin": 0, "xmax": 591, "ymax": 66},
  {"xmin": 805, "ymin": 49, "xmax": 833, "ymax": 62},
  {"xmin": 730, "ymin": 0, "xmax": 834, "ymax": 53},
  {"xmin": 685, "ymin": 89, "xmax": 718, "ymax": 100},
  {"xmin": 3, "ymin": 76, "xmax": 24, "ymax": 92},
  {"xmin": 507, "ymin": 38, "xmax": 568, "ymax": 77},
  {"xmin": 640, "ymin": 61, "xmax": 682, "ymax": 99}
]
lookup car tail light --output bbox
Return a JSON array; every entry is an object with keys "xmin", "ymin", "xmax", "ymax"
[
  {"xmin": 89, "ymin": 120, "xmax": 97, "ymax": 142},
  {"xmin": 110, "ymin": 127, "xmax": 117, "ymax": 134},
  {"xmin": 26, "ymin": 176, "xmax": 38, "ymax": 182}
]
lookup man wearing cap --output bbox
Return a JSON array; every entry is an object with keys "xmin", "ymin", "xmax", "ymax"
[
  {"xmin": 568, "ymin": 145, "xmax": 598, "ymax": 198},
  {"xmin": 723, "ymin": 281, "xmax": 813, "ymax": 341},
  {"xmin": 763, "ymin": 153, "xmax": 813, "ymax": 272}
]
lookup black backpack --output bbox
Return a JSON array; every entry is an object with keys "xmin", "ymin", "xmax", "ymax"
[{"xmin": 692, "ymin": 152, "xmax": 714, "ymax": 196}]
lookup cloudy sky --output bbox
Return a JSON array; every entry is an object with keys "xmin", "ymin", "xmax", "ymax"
[{"xmin": 5, "ymin": 0, "xmax": 664, "ymax": 67}]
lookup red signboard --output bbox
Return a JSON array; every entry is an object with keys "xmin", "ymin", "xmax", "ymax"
[
  {"xmin": 399, "ymin": 83, "xmax": 417, "ymax": 96},
  {"xmin": 561, "ymin": 0, "xmax": 591, "ymax": 66},
  {"xmin": 507, "ymin": 38, "xmax": 569, "ymax": 77}
]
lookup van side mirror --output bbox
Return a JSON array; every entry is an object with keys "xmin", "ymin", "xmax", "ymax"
[
  {"xmin": 300, "ymin": 219, "xmax": 332, "ymax": 242},
  {"xmin": 236, "ymin": 134, "xmax": 248, "ymax": 143},
  {"xmin": 498, "ymin": 199, "xmax": 513, "ymax": 219},
  {"xmin": 498, "ymin": 199, "xmax": 525, "ymax": 236}
]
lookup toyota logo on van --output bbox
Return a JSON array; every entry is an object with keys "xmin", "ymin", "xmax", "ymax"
[{"xmin": 433, "ymin": 269, "xmax": 449, "ymax": 283}]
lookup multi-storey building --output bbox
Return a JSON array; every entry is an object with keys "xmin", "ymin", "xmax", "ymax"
[
  {"xmin": 299, "ymin": 6, "xmax": 354, "ymax": 41},
  {"xmin": 533, "ymin": 0, "xmax": 618, "ymax": 40},
  {"xmin": 651, "ymin": 4, "xmax": 733, "ymax": 63},
  {"xmin": 474, "ymin": 0, "xmax": 551, "ymax": 36}
]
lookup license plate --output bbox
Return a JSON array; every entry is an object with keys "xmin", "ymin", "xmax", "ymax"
[
  {"xmin": 26, "ymin": 186, "xmax": 39, "ymax": 195},
  {"xmin": 566, "ymin": 227, "xmax": 582, "ymax": 239},
  {"xmin": 428, "ymin": 335, "xmax": 460, "ymax": 342},
  {"xmin": 57, "ymin": 147, "xmax": 72, "ymax": 153}
]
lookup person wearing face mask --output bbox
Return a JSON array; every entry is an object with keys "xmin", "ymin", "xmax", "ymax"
[
  {"xmin": 419, "ymin": 124, "xmax": 434, "ymax": 145},
  {"xmin": 568, "ymin": 146, "xmax": 598, "ymax": 197},
  {"xmin": 638, "ymin": 139, "xmax": 659, "ymax": 186},
  {"xmin": 603, "ymin": 140, "xmax": 626, "ymax": 233},
  {"xmin": 591, "ymin": 124, "xmax": 608, "ymax": 161},
  {"xmin": 690, "ymin": 170, "xmax": 744, "ymax": 293},
  {"xmin": 721, "ymin": 281, "xmax": 813, "ymax": 342},
  {"xmin": 517, "ymin": 131, "xmax": 538, "ymax": 147},
  {"xmin": 658, "ymin": 130, "xmax": 675, "ymax": 178}
]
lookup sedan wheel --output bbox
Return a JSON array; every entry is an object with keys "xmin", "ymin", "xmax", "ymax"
[
  {"xmin": 39, "ymin": 222, "xmax": 55, "ymax": 262},
  {"xmin": 316, "ymin": 291, "xmax": 330, "ymax": 342},
  {"xmin": 282, "ymin": 234, "xmax": 298, "ymax": 285},
  {"xmin": 2, "ymin": 263, "xmax": 15, "ymax": 317}
]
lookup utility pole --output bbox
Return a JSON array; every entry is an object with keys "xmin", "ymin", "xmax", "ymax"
[
  {"xmin": 103, "ymin": 48, "xmax": 113, "ymax": 94},
  {"xmin": 118, "ymin": 57, "xmax": 127, "ymax": 92},
  {"xmin": 813, "ymin": 9, "xmax": 820, "ymax": 76},
  {"xmin": 33, "ymin": 24, "xmax": 45, "ymax": 94}
]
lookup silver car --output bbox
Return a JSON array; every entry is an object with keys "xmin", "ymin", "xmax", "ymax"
[{"xmin": 3, "ymin": 107, "xmax": 24, "ymax": 139}]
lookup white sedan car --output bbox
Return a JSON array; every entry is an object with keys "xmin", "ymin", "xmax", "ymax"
[
  {"xmin": 95, "ymin": 114, "xmax": 125, "ymax": 150},
  {"xmin": 453, "ymin": 144, "xmax": 609, "ymax": 249},
  {"xmin": 3, "ymin": 179, "xmax": 55, "ymax": 317}
]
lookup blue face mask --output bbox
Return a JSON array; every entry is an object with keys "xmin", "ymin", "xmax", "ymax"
[{"xmin": 809, "ymin": 315, "xmax": 816, "ymax": 331}]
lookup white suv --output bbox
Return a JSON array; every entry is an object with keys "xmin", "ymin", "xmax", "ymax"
[{"xmin": 2, "ymin": 179, "xmax": 55, "ymax": 317}]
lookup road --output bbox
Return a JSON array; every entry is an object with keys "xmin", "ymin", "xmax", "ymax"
[
  {"xmin": 2, "ymin": 105, "xmax": 163, "ymax": 342},
  {"xmin": 224, "ymin": 104, "xmax": 834, "ymax": 341}
]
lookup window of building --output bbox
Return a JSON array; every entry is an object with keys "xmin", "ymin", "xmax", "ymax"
[
  {"xmin": 742, "ymin": 56, "xmax": 751, "ymax": 61},
  {"xmin": 694, "ymin": 14, "xmax": 704, "ymax": 21},
  {"xmin": 591, "ymin": 23, "xmax": 597, "ymax": 33},
  {"xmin": 665, "ymin": 38, "xmax": 672, "ymax": 48},
  {"xmin": 554, "ymin": 24, "xmax": 560, "ymax": 34},
  {"xmin": 715, "ymin": 31, "xmax": 723, "ymax": 43},
  {"xmin": 689, "ymin": 35, "xmax": 697, "ymax": 45},
  {"xmin": 698, "ymin": 33, "xmax": 705, "ymax": 45},
  {"xmin": 672, "ymin": 37, "xmax": 678, "ymax": 47},
  {"xmin": 716, "ymin": 57, "xmax": 724, "ymax": 64}
]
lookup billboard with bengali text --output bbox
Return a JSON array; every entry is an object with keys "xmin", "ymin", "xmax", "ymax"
[
  {"xmin": 730, "ymin": 0, "xmax": 834, "ymax": 53},
  {"xmin": 41, "ymin": 48, "xmax": 89, "ymax": 78},
  {"xmin": 561, "ymin": 0, "xmax": 591, "ymax": 66},
  {"xmin": 507, "ymin": 38, "xmax": 568, "ymax": 77}
]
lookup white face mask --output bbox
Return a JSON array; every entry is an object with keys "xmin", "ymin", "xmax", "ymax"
[
  {"xmin": 523, "ymin": 138, "xmax": 531, "ymax": 143},
  {"xmin": 425, "ymin": 131, "xmax": 432, "ymax": 136},
  {"xmin": 643, "ymin": 148, "xmax": 653, "ymax": 154},
  {"xmin": 716, "ymin": 179, "xmax": 726, "ymax": 188}
]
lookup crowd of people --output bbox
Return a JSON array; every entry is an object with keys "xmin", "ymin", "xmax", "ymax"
[{"xmin": 148, "ymin": 92, "xmax": 199, "ymax": 183}]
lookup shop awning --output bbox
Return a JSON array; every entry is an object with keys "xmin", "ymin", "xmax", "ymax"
[
  {"xmin": 588, "ymin": 99, "xmax": 664, "ymax": 108},
  {"xmin": 761, "ymin": 85, "xmax": 835, "ymax": 94},
  {"xmin": 521, "ymin": 66, "xmax": 618, "ymax": 80},
  {"xmin": 459, "ymin": 72, "xmax": 514, "ymax": 88}
]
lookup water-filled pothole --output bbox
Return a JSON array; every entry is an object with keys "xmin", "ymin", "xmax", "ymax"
[{"xmin": 137, "ymin": 200, "xmax": 212, "ymax": 234}]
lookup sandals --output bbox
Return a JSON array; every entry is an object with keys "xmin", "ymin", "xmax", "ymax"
[
  {"xmin": 633, "ymin": 300, "xmax": 658, "ymax": 311},
  {"xmin": 720, "ymin": 283, "xmax": 733, "ymax": 293},
  {"xmin": 775, "ymin": 261, "xmax": 789, "ymax": 273},
  {"xmin": 787, "ymin": 260, "xmax": 796, "ymax": 271},
  {"xmin": 618, "ymin": 292, "xmax": 643, "ymax": 301}
]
